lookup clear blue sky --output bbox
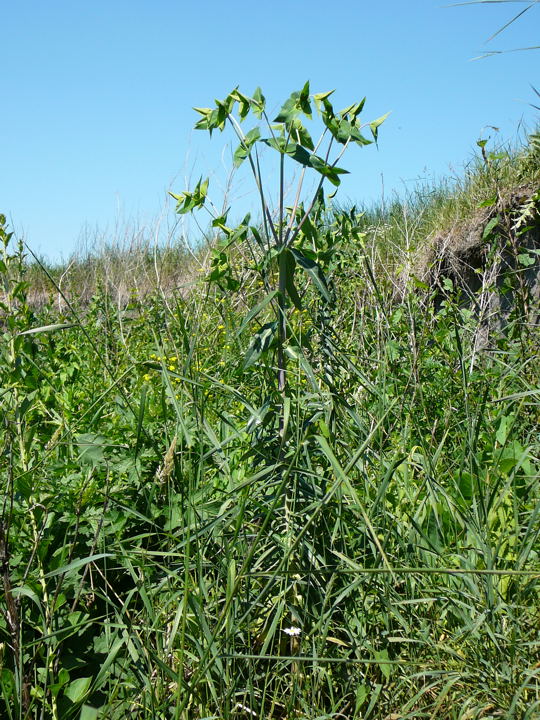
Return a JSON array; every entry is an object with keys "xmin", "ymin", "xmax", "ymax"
[{"xmin": 2, "ymin": 1, "xmax": 538, "ymax": 262}]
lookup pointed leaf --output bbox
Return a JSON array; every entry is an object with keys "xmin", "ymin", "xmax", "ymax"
[
  {"xmin": 274, "ymin": 94, "xmax": 299, "ymax": 124},
  {"xmin": 251, "ymin": 86, "xmax": 266, "ymax": 117},
  {"xmin": 19, "ymin": 323, "xmax": 75, "ymax": 336},
  {"xmin": 64, "ymin": 677, "xmax": 92, "ymax": 704},
  {"xmin": 236, "ymin": 290, "xmax": 278, "ymax": 336},
  {"xmin": 298, "ymin": 80, "xmax": 312, "ymax": 116},
  {"xmin": 309, "ymin": 154, "xmax": 349, "ymax": 186},
  {"xmin": 369, "ymin": 112, "xmax": 390, "ymax": 141},
  {"xmin": 233, "ymin": 126, "xmax": 261, "ymax": 167},
  {"xmin": 283, "ymin": 249, "xmax": 302, "ymax": 310},
  {"xmin": 242, "ymin": 322, "xmax": 277, "ymax": 369},
  {"xmin": 290, "ymin": 248, "xmax": 331, "ymax": 301},
  {"xmin": 45, "ymin": 553, "xmax": 114, "ymax": 579}
]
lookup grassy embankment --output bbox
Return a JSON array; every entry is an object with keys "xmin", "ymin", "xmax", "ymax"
[{"xmin": 1, "ymin": 130, "xmax": 539, "ymax": 719}]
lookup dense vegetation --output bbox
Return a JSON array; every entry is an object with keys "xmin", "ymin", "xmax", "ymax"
[{"xmin": 1, "ymin": 85, "xmax": 539, "ymax": 720}]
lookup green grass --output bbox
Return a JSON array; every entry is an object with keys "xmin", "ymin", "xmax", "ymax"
[{"xmin": 0, "ymin": 131, "xmax": 539, "ymax": 720}]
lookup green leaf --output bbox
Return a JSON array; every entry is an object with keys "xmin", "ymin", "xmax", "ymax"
[
  {"xmin": 309, "ymin": 154, "xmax": 349, "ymax": 186},
  {"xmin": 233, "ymin": 126, "xmax": 261, "ymax": 167},
  {"xmin": 45, "ymin": 554, "xmax": 113, "ymax": 579},
  {"xmin": 274, "ymin": 95, "xmax": 299, "ymax": 125},
  {"xmin": 242, "ymin": 322, "xmax": 276, "ymax": 369},
  {"xmin": 251, "ymin": 86, "xmax": 266, "ymax": 117},
  {"xmin": 333, "ymin": 118, "xmax": 371, "ymax": 146},
  {"xmin": 193, "ymin": 107, "xmax": 213, "ymax": 119},
  {"xmin": 229, "ymin": 88, "xmax": 251, "ymax": 119},
  {"xmin": 369, "ymin": 112, "xmax": 390, "ymax": 141},
  {"xmin": 169, "ymin": 177, "xmax": 209, "ymax": 214},
  {"xmin": 290, "ymin": 118, "xmax": 314, "ymax": 150},
  {"xmin": 313, "ymin": 89, "xmax": 335, "ymax": 115},
  {"xmin": 18, "ymin": 322, "xmax": 76, "ymax": 336},
  {"xmin": 193, "ymin": 107, "xmax": 213, "ymax": 131},
  {"xmin": 283, "ymin": 249, "xmax": 302, "ymax": 310},
  {"xmin": 496, "ymin": 415, "xmax": 513, "ymax": 445},
  {"xmin": 298, "ymin": 80, "xmax": 312, "ymax": 116},
  {"xmin": 80, "ymin": 705, "xmax": 99, "ymax": 720},
  {"xmin": 374, "ymin": 649, "xmax": 392, "ymax": 681},
  {"xmin": 517, "ymin": 253, "xmax": 535, "ymax": 267},
  {"xmin": 339, "ymin": 98, "xmax": 366, "ymax": 120},
  {"xmin": 212, "ymin": 212, "xmax": 231, "ymax": 233},
  {"xmin": 289, "ymin": 143, "xmax": 314, "ymax": 166},
  {"xmin": 478, "ymin": 195, "xmax": 497, "ymax": 208},
  {"xmin": 64, "ymin": 677, "xmax": 92, "ymax": 704},
  {"xmin": 290, "ymin": 248, "xmax": 331, "ymax": 301},
  {"xmin": 482, "ymin": 216, "xmax": 500, "ymax": 240},
  {"xmin": 76, "ymin": 433, "xmax": 107, "ymax": 466},
  {"xmin": 411, "ymin": 275, "xmax": 429, "ymax": 290},
  {"xmin": 236, "ymin": 290, "xmax": 279, "ymax": 336},
  {"xmin": 273, "ymin": 84, "xmax": 312, "ymax": 125}
]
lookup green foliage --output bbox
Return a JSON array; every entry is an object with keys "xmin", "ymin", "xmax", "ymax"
[{"xmin": 1, "ymin": 111, "xmax": 539, "ymax": 719}]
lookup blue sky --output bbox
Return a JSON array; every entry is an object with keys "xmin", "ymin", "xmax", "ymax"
[{"xmin": 2, "ymin": 1, "xmax": 538, "ymax": 262}]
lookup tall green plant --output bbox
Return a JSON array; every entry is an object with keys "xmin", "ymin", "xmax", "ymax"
[
  {"xmin": 171, "ymin": 82, "xmax": 386, "ymax": 404},
  {"xmin": 168, "ymin": 85, "xmax": 387, "ymax": 709}
]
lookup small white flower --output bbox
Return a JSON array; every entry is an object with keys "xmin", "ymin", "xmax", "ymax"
[{"xmin": 282, "ymin": 626, "xmax": 301, "ymax": 636}]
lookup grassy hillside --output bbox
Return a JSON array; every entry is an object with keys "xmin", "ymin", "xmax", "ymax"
[{"xmin": 1, "ymin": 110, "xmax": 539, "ymax": 719}]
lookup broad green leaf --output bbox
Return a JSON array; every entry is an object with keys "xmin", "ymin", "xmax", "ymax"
[
  {"xmin": 251, "ymin": 225, "xmax": 264, "ymax": 248},
  {"xmin": 251, "ymin": 86, "xmax": 266, "ymax": 117},
  {"xmin": 374, "ymin": 649, "xmax": 393, "ymax": 681},
  {"xmin": 482, "ymin": 216, "xmax": 500, "ymax": 240},
  {"xmin": 233, "ymin": 126, "xmax": 261, "ymax": 167},
  {"xmin": 274, "ymin": 94, "xmax": 299, "ymax": 125},
  {"xmin": 263, "ymin": 137, "xmax": 320, "ymax": 167},
  {"xmin": 262, "ymin": 137, "xmax": 295, "ymax": 154},
  {"xmin": 230, "ymin": 88, "xmax": 251, "ymax": 119},
  {"xmin": 309, "ymin": 154, "xmax": 349, "ymax": 186},
  {"xmin": 313, "ymin": 89, "xmax": 335, "ymax": 102},
  {"xmin": 80, "ymin": 705, "xmax": 99, "ymax": 720},
  {"xmin": 290, "ymin": 118, "xmax": 314, "ymax": 150},
  {"xmin": 273, "ymin": 84, "xmax": 312, "ymax": 125},
  {"xmin": 242, "ymin": 321, "xmax": 276, "ymax": 369},
  {"xmin": 193, "ymin": 107, "xmax": 213, "ymax": 131},
  {"xmin": 289, "ymin": 143, "xmax": 314, "ymax": 166},
  {"xmin": 12, "ymin": 584, "xmax": 42, "ymax": 610},
  {"xmin": 290, "ymin": 248, "xmax": 331, "ymax": 301},
  {"xmin": 283, "ymin": 249, "xmax": 303, "ymax": 310},
  {"xmin": 333, "ymin": 118, "xmax": 371, "ymax": 146},
  {"xmin": 517, "ymin": 253, "xmax": 535, "ymax": 266},
  {"xmin": 76, "ymin": 432, "xmax": 107, "ymax": 465},
  {"xmin": 298, "ymin": 80, "xmax": 312, "ymax": 116},
  {"xmin": 64, "ymin": 676, "xmax": 92, "ymax": 704},
  {"xmin": 496, "ymin": 415, "xmax": 513, "ymax": 445}
]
